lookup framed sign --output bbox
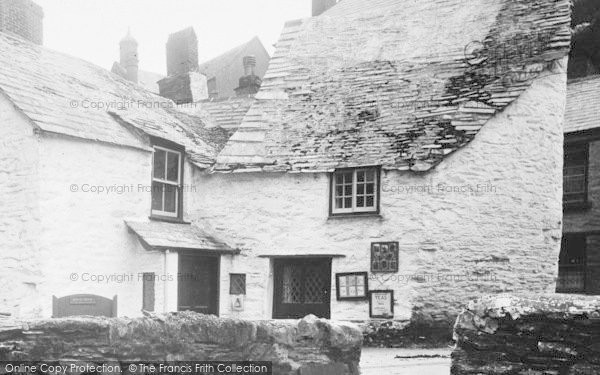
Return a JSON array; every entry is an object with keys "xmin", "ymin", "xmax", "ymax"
[
  {"xmin": 369, "ymin": 290, "xmax": 394, "ymax": 318},
  {"xmin": 52, "ymin": 294, "xmax": 117, "ymax": 318},
  {"xmin": 336, "ymin": 272, "xmax": 368, "ymax": 300},
  {"xmin": 371, "ymin": 242, "xmax": 399, "ymax": 273}
]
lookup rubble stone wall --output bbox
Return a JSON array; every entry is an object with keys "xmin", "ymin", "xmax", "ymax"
[
  {"xmin": 452, "ymin": 295, "xmax": 600, "ymax": 374},
  {"xmin": 36, "ymin": 134, "xmax": 168, "ymax": 318},
  {"xmin": 0, "ymin": 313, "xmax": 362, "ymax": 375},
  {"xmin": 0, "ymin": 94, "xmax": 41, "ymax": 318}
]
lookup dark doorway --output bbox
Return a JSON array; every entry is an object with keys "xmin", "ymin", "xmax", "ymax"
[
  {"xmin": 273, "ymin": 258, "xmax": 331, "ymax": 319},
  {"xmin": 178, "ymin": 254, "xmax": 219, "ymax": 315},
  {"xmin": 557, "ymin": 234, "xmax": 586, "ymax": 293}
]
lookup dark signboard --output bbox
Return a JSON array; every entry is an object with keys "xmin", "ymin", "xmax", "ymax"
[{"xmin": 52, "ymin": 294, "xmax": 117, "ymax": 318}]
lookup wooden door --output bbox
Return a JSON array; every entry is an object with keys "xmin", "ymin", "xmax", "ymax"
[
  {"xmin": 273, "ymin": 258, "xmax": 331, "ymax": 319},
  {"xmin": 178, "ymin": 254, "xmax": 219, "ymax": 315}
]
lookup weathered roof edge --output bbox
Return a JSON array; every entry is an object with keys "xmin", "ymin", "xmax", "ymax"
[
  {"xmin": 564, "ymin": 74, "xmax": 600, "ymax": 134},
  {"xmin": 212, "ymin": 0, "xmax": 571, "ymax": 174},
  {"xmin": 124, "ymin": 219, "xmax": 240, "ymax": 254},
  {"xmin": 0, "ymin": 84, "xmax": 155, "ymax": 153}
]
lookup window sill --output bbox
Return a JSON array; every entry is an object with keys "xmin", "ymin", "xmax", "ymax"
[
  {"xmin": 149, "ymin": 215, "xmax": 190, "ymax": 225},
  {"xmin": 564, "ymin": 201, "xmax": 592, "ymax": 212},
  {"xmin": 328, "ymin": 213, "xmax": 383, "ymax": 220}
]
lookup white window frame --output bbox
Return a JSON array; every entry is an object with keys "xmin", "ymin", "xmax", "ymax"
[
  {"xmin": 151, "ymin": 145, "xmax": 182, "ymax": 218},
  {"xmin": 331, "ymin": 168, "xmax": 379, "ymax": 215}
]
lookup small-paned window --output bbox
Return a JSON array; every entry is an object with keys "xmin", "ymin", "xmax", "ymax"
[{"xmin": 331, "ymin": 167, "xmax": 379, "ymax": 215}]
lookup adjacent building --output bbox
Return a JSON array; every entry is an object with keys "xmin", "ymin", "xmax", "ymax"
[
  {"xmin": 558, "ymin": 75, "xmax": 600, "ymax": 294},
  {"xmin": 0, "ymin": 29, "xmax": 233, "ymax": 318},
  {"xmin": 0, "ymin": 0, "xmax": 42, "ymax": 44},
  {"xmin": 0, "ymin": 0, "xmax": 572, "ymax": 335},
  {"xmin": 198, "ymin": 36, "xmax": 269, "ymax": 99}
]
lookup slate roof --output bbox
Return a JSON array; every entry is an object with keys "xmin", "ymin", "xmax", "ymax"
[
  {"xmin": 180, "ymin": 96, "xmax": 255, "ymax": 133},
  {"xmin": 125, "ymin": 220, "xmax": 238, "ymax": 253},
  {"xmin": 564, "ymin": 75, "xmax": 600, "ymax": 134},
  {"xmin": 198, "ymin": 36, "xmax": 270, "ymax": 99},
  {"xmin": 216, "ymin": 0, "xmax": 571, "ymax": 173},
  {"xmin": 0, "ymin": 32, "xmax": 223, "ymax": 168},
  {"xmin": 138, "ymin": 70, "xmax": 164, "ymax": 93}
]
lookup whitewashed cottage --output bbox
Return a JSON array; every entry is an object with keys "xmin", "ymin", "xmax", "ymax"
[{"xmin": 1, "ymin": 0, "xmax": 571, "ymax": 335}]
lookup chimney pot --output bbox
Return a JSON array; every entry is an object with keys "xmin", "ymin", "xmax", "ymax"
[
  {"xmin": 243, "ymin": 55, "xmax": 257, "ymax": 76},
  {"xmin": 235, "ymin": 55, "xmax": 261, "ymax": 96}
]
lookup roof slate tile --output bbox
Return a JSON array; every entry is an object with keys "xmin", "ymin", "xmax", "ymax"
[
  {"xmin": 0, "ymin": 32, "xmax": 224, "ymax": 168},
  {"xmin": 216, "ymin": 0, "xmax": 571, "ymax": 173},
  {"xmin": 565, "ymin": 75, "xmax": 600, "ymax": 134}
]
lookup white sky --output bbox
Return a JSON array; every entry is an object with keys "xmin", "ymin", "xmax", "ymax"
[{"xmin": 38, "ymin": 0, "xmax": 311, "ymax": 75}]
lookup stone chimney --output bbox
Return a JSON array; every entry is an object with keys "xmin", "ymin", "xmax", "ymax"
[
  {"xmin": 312, "ymin": 0, "xmax": 338, "ymax": 16},
  {"xmin": 166, "ymin": 27, "xmax": 199, "ymax": 77},
  {"xmin": 158, "ymin": 27, "xmax": 207, "ymax": 104},
  {"xmin": 234, "ymin": 55, "xmax": 262, "ymax": 96},
  {"xmin": 119, "ymin": 29, "xmax": 138, "ymax": 84},
  {"xmin": 0, "ymin": 0, "xmax": 44, "ymax": 44}
]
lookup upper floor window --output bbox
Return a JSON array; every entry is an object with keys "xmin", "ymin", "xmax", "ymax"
[
  {"xmin": 330, "ymin": 167, "xmax": 380, "ymax": 215},
  {"xmin": 152, "ymin": 143, "xmax": 183, "ymax": 219},
  {"xmin": 564, "ymin": 143, "xmax": 588, "ymax": 208}
]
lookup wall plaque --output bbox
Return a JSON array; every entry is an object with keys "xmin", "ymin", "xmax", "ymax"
[
  {"xmin": 369, "ymin": 290, "xmax": 394, "ymax": 318},
  {"xmin": 53, "ymin": 294, "xmax": 117, "ymax": 318},
  {"xmin": 371, "ymin": 242, "xmax": 399, "ymax": 273}
]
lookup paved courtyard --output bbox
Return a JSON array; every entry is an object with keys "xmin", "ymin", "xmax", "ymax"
[{"xmin": 360, "ymin": 347, "xmax": 452, "ymax": 375}]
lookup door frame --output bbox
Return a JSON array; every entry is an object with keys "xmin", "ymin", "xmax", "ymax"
[
  {"xmin": 272, "ymin": 257, "xmax": 332, "ymax": 319},
  {"xmin": 177, "ymin": 252, "xmax": 221, "ymax": 316}
]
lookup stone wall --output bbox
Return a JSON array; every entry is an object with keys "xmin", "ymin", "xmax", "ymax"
[
  {"xmin": 36, "ymin": 134, "xmax": 169, "ymax": 318},
  {"xmin": 189, "ymin": 69, "xmax": 566, "ymax": 327},
  {"xmin": 0, "ymin": 94, "xmax": 41, "ymax": 318},
  {"xmin": 452, "ymin": 295, "xmax": 600, "ymax": 374},
  {"xmin": 0, "ymin": 313, "xmax": 362, "ymax": 375},
  {"xmin": 0, "ymin": 0, "xmax": 43, "ymax": 45}
]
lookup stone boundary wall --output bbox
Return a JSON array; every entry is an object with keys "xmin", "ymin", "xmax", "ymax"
[
  {"xmin": 0, "ymin": 313, "xmax": 362, "ymax": 375},
  {"xmin": 452, "ymin": 295, "xmax": 600, "ymax": 374},
  {"xmin": 361, "ymin": 320, "xmax": 453, "ymax": 348}
]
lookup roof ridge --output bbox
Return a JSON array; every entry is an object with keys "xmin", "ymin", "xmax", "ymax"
[
  {"xmin": 215, "ymin": 0, "xmax": 572, "ymax": 173},
  {"xmin": 0, "ymin": 30, "xmax": 230, "ymax": 168},
  {"xmin": 198, "ymin": 36, "xmax": 264, "ymax": 67}
]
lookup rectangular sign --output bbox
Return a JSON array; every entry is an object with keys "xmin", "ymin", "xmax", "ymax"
[{"xmin": 369, "ymin": 290, "xmax": 394, "ymax": 318}]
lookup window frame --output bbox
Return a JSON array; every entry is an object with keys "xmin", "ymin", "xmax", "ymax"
[
  {"xmin": 563, "ymin": 141, "xmax": 589, "ymax": 210},
  {"xmin": 335, "ymin": 272, "xmax": 369, "ymax": 301},
  {"xmin": 150, "ymin": 138, "xmax": 185, "ymax": 221},
  {"xmin": 329, "ymin": 166, "xmax": 381, "ymax": 216},
  {"xmin": 229, "ymin": 273, "xmax": 247, "ymax": 295}
]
